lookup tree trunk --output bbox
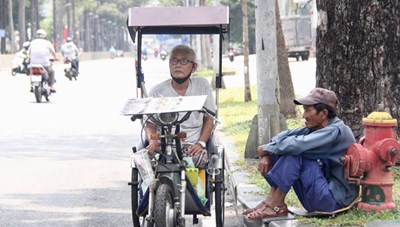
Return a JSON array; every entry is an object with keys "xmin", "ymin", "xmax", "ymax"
[
  {"xmin": 316, "ymin": 1, "xmax": 400, "ymax": 138},
  {"xmin": 0, "ymin": 0, "xmax": 6, "ymax": 53},
  {"xmin": 31, "ymin": 0, "xmax": 39, "ymax": 34},
  {"xmin": 7, "ymin": 0, "xmax": 14, "ymax": 53},
  {"xmin": 242, "ymin": 0, "xmax": 251, "ymax": 102},
  {"xmin": 18, "ymin": 0, "xmax": 26, "ymax": 47},
  {"xmin": 276, "ymin": 0, "xmax": 296, "ymax": 117}
]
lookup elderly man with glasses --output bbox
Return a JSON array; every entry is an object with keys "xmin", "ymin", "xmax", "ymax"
[{"xmin": 143, "ymin": 44, "xmax": 216, "ymax": 168}]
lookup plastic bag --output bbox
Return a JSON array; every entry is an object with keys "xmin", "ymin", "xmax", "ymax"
[
  {"xmin": 132, "ymin": 148, "xmax": 155, "ymax": 191},
  {"xmin": 196, "ymin": 177, "xmax": 207, "ymax": 205}
]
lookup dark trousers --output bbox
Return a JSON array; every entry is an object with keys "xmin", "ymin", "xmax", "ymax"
[{"xmin": 264, "ymin": 155, "xmax": 342, "ymax": 212}]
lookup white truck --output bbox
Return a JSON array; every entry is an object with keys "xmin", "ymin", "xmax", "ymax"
[{"xmin": 281, "ymin": 15, "xmax": 313, "ymax": 61}]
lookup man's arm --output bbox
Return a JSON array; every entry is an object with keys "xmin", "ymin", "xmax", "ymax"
[
  {"xmin": 263, "ymin": 126, "xmax": 340, "ymax": 157},
  {"xmin": 187, "ymin": 115, "xmax": 214, "ymax": 156},
  {"xmin": 51, "ymin": 50, "xmax": 59, "ymax": 61},
  {"xmin": 144, "ymin": 121, "xmax": 159, "ymax": 156},
  {"xmin": 198, "ymin": 115, "xmax": 214, "ymax": 144}
]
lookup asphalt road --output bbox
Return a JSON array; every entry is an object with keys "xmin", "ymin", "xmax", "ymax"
[{"xmin": 0, "ymin": 56, "xmax": 243, "ymax": 227}]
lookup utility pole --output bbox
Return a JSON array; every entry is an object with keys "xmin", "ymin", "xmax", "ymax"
[{"xmin": 256, "ymin": 0, "xmax": 281, "ymax": 145}]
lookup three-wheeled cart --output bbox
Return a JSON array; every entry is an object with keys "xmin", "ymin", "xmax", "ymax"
[{"xmin": 125, "ymin": 5, "xmax": 229, "ymax": 227}]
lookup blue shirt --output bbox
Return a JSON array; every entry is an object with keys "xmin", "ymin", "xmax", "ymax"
[{"xmin": 263, "ymin": 117, "xmax": 359, "ymax": 206}]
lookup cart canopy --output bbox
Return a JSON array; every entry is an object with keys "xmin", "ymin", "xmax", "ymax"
[{"xmin": 127, "ymin": 6, "xmax": 229, "ymax": 36}]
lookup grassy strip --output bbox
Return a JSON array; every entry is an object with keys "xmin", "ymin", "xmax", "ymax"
[
  {"xmin": 194, "ymin": 67, "xmax": 236, "ymax": 78},
  {"xmin": 218, "ymin": 85, "xmax": 400, "ymax": 226}
]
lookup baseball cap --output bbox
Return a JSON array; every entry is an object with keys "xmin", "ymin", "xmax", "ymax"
[{"xmin": 294, "ymin": 88, "xmax": 338, "ymax": 109}]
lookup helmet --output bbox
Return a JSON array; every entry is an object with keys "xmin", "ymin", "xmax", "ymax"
[
  {"xmin": 22, "ymin": 41, "xmax": 30, "ymax": 48},
  {"xmin": 36, "ymin": 29, "xmax": 47, "ymax": 38},
  {"xmin": 66, "ymin": 37, "xmax": 72, "ymax": 42}
]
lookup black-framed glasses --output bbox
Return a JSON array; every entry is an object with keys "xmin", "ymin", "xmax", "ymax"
[{"xmin": 169, "ymin": 58, "xmax": 194, "ymax": 65}]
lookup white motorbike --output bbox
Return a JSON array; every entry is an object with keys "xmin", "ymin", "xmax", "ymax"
[
  {"xmin": 11, "ymin": 51, "xmax": 29, "ymax": 76},
  {"xmin": 29, "ymin": 64, "xmax": 51, "ymax": 103}
]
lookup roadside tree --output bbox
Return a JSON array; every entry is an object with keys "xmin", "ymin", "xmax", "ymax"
[{"xmin": 316, "ymin": 1, "xmax": 400, "ymax": 138}]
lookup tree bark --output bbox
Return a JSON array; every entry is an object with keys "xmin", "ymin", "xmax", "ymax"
[
  {"xmin": 242, "ymin": 0, "xmax": 251, "ymax": 102},
  {"xmin": 316, "ymin": 1, "xmax": 400, "ymax": 138},
  {"xmin": 0, "ymin": 0, "xmax": 6, "ymax": 53},
  {"xmin": 276, "ymin": 0, "xmax": 296, "ymax": 117},
  {"xmin": 18, "ymin": 0, "xmax": 26, "ymax": 47},
  {"xmin": 7, "ymin": 0, "xmax": 14, "ymax": 53}
]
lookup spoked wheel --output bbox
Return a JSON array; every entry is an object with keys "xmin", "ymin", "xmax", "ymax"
[
  {"xmin": 34, "ymin": 86, "xmax": 42, "ymax": 103},
  {"xmin": 214, "ymin": 149, "xmax": 225, "ymax": 227},
  {"xmin": 154, "ymin": 184, "xmax": 175, "ymax": 227},
  {"xmin": 130, "ymin": 168, "xmax": 141, "ymax": 227}
]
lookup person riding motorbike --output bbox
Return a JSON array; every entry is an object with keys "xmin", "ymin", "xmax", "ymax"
[
  {"xmin": 28, "ymin": 29, "xmax": 59, "ymax": 92},
  {"xmin": 61, "ymin": 37, "xmax": 80, "ymax": 74},
  {"xmin": 12, "ymin": 41, "xmax": 31, "ymax": 75},
  {"xmin": 20, "ymin": 42, "xmax": 31, "ymax": 68},
  {"xmin": 109, "ymin": 46, "xmax": 116, "ymax": 59}
]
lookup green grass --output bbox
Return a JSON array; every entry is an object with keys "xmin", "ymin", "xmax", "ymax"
[
  {"xmin": 218, "ymin": 86, "xmax": 400, "ymax": 226},
  {"xmin": 194, "ymin": 67, "xmax": 236, "ymax": 78}
]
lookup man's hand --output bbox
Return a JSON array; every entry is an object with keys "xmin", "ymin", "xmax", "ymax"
[
  {"xmin": 146, "ymin": 140, "xmax": 160, "ymax": 156},
  {"xmin": 187, "ymin": 143, "xmax": 204, "ymax": 156},
  {"xmin": 257, "ymin": 145, "xmax": 268, "ymax": 157},
  {"xmin": 258, "ymin": 155, "xmax": 273, "ymax": 175}
]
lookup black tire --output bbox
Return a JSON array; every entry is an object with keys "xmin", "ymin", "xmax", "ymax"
[
  {"xmin": 66, "ymin": 71, "xmax": 72, "ymax": 80},
  {"xmin": 11, "ymin": 68, "xmax": 17, "ymax": 76},
  {"xmin": 215, "ymin": 151, "xmax": 225, "ymax": 227},
  {"xmin": 131, "ymin": 168, "xmax": 141, "ymax": 227},
  {"xmin": 72, "ymin": 68, "xmax": 78, "ymax": 80},
  {"xmin": 43, "ymin": 82, "xmax": 50, "ymax": 102},
  {"xmin": 44, "ymin": 92, "xmax": 50, "ymax": 102},
  {"xmin": 34, "ymin": 86, "xmax": 42, "ymax": 103},
  {"xmin": 154, "ymin": 184, "xmax": 175, "ymax": 227},
  {"xmin": 301, "ymin": 52, "xmax": 309, "ymax": 61}
]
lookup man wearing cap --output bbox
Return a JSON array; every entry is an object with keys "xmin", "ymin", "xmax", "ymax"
[{"xmin": 244, "ymin": 88, "xmax": 359, "ymax": 220}]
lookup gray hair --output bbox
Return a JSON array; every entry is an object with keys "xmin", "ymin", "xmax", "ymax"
[{"xmin": 170, "ymin": 45, "xmax": 197, "ymax": 63}]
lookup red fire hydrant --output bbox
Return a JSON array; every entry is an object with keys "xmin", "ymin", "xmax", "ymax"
[{"xmin": 343, "ymin": 111, "xmax": 400, "ymax": 212}]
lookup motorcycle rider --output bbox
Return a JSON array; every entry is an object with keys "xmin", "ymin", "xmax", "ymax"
[
  {"xmin": 61, "ymin": 37, "xmax": 80, "ymax": 74},
  {"xmin": 21, "ymin": 42, "xmax": 31, "ymax": 70},
  {"xmin": 12, "ymin": 41, "xmax": 30, "ymax": 75},
  {"xmin": 28, "ymin": 29, "xmax": 59, "ymax": 92}
]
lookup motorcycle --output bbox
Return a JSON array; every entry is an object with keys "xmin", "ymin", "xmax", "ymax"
[
  {"xmin": 29, "ymin": 64, "xmax": 51, "ymax": 103},
  {"xmin": 142, "ymin": 53, "xmax": 148, "ymax": 61},
  {"xmin": 11, "ymin": 51, "xmax": 30, "ymax": 76},
  {"xmin": 122, "ymin": 95, "xmax": 225, "ymax": 227},
  {"xmin": 160, "ymin": 50, "xmax": 167, "ymax": 61},
  {"xmin": 63, "ymin": 57, "xmax": 78, "ymax": 80},
  {"xmin": 228, "ymin": 49, "xmax": 234, "ymax": 62}
]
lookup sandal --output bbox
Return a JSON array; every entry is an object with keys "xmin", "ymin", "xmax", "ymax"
[
  {"xmin": 246, "ymin": 203, "xmax": 288, "ymax": 220},
  {"xmin": 242, "ymin": 200, "xmax": 268, "ymax": 215}
]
